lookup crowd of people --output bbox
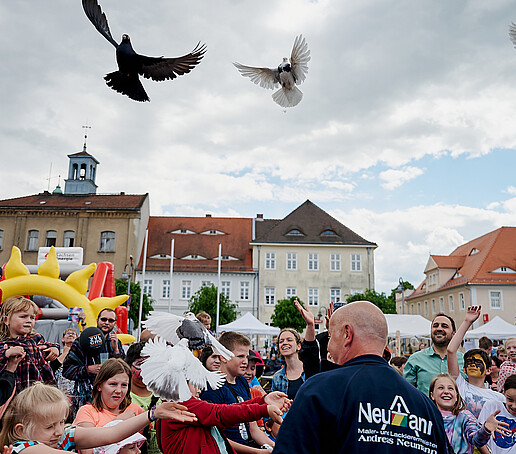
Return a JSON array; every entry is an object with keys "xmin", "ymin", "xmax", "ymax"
[{"xmin": 1, "ymin": 295, "xmax": 516, "ymax": 453}]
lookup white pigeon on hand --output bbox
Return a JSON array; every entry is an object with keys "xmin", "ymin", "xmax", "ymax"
[
  {"xmin": 142, "ymin": 311, "xmax": 233, "ymax": 360},
  {"xmin": 140, "ymin": 337, "xmax": 226, "ymax": 402},
  {"xmin": 234, "ymin": 35, "xmax": 310, "ymax": 108}
]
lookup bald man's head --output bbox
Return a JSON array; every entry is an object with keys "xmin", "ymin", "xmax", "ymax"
[{"xmin": 327, "ymin": 301, "xmax": 388, "ymax": 364}]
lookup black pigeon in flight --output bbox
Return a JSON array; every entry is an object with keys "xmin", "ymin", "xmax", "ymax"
[{"xmin": 82, "ymin": 0, "xmax": 206, "ymax": 102}]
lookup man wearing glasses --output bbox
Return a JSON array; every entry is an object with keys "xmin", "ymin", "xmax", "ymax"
[{"xmin": 96, "ymin": 308, "xmax": 125, "ymax": 360}]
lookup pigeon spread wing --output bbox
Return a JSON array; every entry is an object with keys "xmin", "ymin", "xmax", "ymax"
[
  {"xmin": 290, "ymin": 35, "xmax": 310, "ymax": 85},
  {"xmin": 204, "ymin": 331, "xmax": 234, "ymax": 360},
  {"xmin": 141, "ymin": 337, "xmax": 192, "ymax": 402},
  {"xmin": 142, "ymin": 311, "xmax": 184, "ymax": 345},
  {"xmin": 510, "ymin": 23, "xmax": 516, "ymax": 48},
  {"xmin": 140, "ymin": 43, "xmax": 207, "ymax": 82},
  {"xmin": 184, "ymin": 348, "xmax": 226, "ymax": 391},
  {"xmin": 82, "ymin": 0, "xmax": 118, "ymax": 48},
  {"xmin": 233, "ymin": 63, "xmax": 279, "ymax": 90}
]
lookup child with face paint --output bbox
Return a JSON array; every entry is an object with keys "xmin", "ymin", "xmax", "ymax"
[
  {"xmin": 429, "ymin": 374, "xmax": 510, "ymax": 454},
  {"xmin": 479, "ymin": 375, "xmax": 516, "ymax": 453},
  {"xmin": 447, "ymin": 306, "xmax": 506, "ymax": 419}
]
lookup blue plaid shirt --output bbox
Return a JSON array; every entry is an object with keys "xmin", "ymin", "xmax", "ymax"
[{"xmin": 271, "ymin": 366, "xmax": 305, "ymax": 395}]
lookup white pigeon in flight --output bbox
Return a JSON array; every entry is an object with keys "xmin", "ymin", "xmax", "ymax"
[
  {"xmin": 142, "ymin": 311, "xmax": 233, "ymax": 360},
  {"xmin": 234, "ymin": 35, "xmax": 310, "ymax": 108},
  {"xmin": 140, "ymin": 337, "xmax": 226, "ymax": 402}
]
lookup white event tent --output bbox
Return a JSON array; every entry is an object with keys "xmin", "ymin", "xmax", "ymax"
[
  {"xmin": 217, "ymin": 312, "xmax": 280, "ymax": 336},
  {"xmin": 384, "ymin": 314, "xmax": 432, "ymax": 339},
  {"xmin": 465, "ymin": 316, "xmax": 516, "ymax": 340}
]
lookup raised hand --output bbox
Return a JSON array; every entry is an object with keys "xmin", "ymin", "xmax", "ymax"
[
  {"xmin": 465, "ymin": 305, "xmax": 481, "ymax": 324},
  {"xmin": 295, "ymin": 300, "xmax": 314, "ymax": 326}
]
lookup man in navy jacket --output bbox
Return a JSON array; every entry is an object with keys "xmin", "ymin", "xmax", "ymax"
[{"xmin": 273, "ymin": 301, "xmax": 449, "ymax": 454}]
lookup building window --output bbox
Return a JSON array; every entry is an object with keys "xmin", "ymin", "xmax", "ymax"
[
  {"xmin": 100, "ymin": 231, "xmax": 115, "ymax": 252},
  {"xmin": 26, "ymin": 230, "xmax": 39, "ymax": 251},
  {"xmin": 308, "ymin": 253, "xmax": 319, "ymax": 271},
  {"xmin": 286, "ymin": 253, "xmax": 297, "ymax": 270},
  {"xmin": 439, "ymin": 297, "xmax": 444, "ymax": 313},
  {"xmin": 490, "ymin": 290, "xmax": 502, "ymax": 310},
  {"xmin": 448, "ymin": 295, "xmax": 454, "ymax": 313},
  {"xmin": 45, "ymin": 230, "xmax": 57, "ymax": 247},
  {"xmin": 0, "ymin": 229, "xmax": 3, "ymax": 249},
  {"xmin": 286, "ymin": 287, "xmax": 296, "ymax": 298},
  {"xmin": 350, "ymin": 254, "xmax": 362, "ymax": 272},
  {"xmin": 417, "ymin": 302, "xmax": 421, "ymax": 315},
  {"xmin": 459, "ymin": 293, "xmax": 465, "ymax": 311},
  {"xmin": 330, "ymin": 288, "xmax": 341, "ymax": 303},
  {"xmin": 265, "ymin": 287, "xmax": 275, "ymax": 305},
  {"xmin": 265, "ymin": 252, "xmax": 276, "ymax": 270},
  {"xmin": 240, "ymin": 282, "xmax": 250, "ymax": 300},
  {"xmin": 330, "ymin": 253, "xmax": 341, "ymax": 271},
  {"xmin": 181, "ymin": 280, "xmax": 192, "ymax": 300},
  {"xmin": 201, "ymin": 280, "xmax": 212, "ymax": 287},
  {"xmin": 63, "ymin": 230, "xmax": 75, "ymax": 247},
  {"xmin": 410, "ymin": 304, "xmax": 415, "ymax": 314},
  {"xmin": 432, "ymin": 299, "xmax": 436, "ymax": 314},
  {"xmin": 143, "ymin": 279, "xmax": 153, "ymax": 296},
  {"xmin": 162, "ymin": 280, "xmax": 170, "ymax": 299},
  {"xmin": 424, "ymin": 300, "xmax": 428, "ymax": 316},
  {"xmin": 221, "ymin": 281, "xmax": 231, "ymax": 298},
  {"xmin": 308, "ymin": 288, "xmax": 319, "ymax": 306}
]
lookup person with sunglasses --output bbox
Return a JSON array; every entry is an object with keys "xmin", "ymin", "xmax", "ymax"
[{"xmin": 96, "ymin": 308, "xmax": 125, "ymax": 361}]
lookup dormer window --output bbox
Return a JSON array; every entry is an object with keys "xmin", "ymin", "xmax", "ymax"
[
  {"xmin": 491, "ymin": 266, "xmax": 516, "ymax": 273},
  {"xmin": 215, "ymin": 255, "xmax": 238, "ymax": 261},
  {"xmin": 171, "ymin": 229, "xmax": 195, "ymax": 234},
  {"xmin": 286, "ymin": 229, "xmax": 304, "ymax": 236},
  {"xmin": 469, "ymin": 248, "xmax": 480, "ymax": 255},
  {"xmin": 150, "ymin": 254, "xmax": 171, "ymax": 259},
  {"xmin": 183, "ymin": 254, "xmax": 206, "ymax": 260},
  {"xmin": 201, "ymin": 230, "xmax": 224, "ymax": 235},
  {"xmin": 321, "ymin": 229, "xmax": 336, "ymax": 236},
  {"xmin": 452, "ymin": 272, "xmax": 463, "ymax": 279}
]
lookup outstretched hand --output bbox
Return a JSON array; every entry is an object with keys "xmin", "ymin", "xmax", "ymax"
[
  {"xmin": 485, "ymin": 410, "xmax": 511, "ymax": 437},
  {"xmin": 155, "ymin": 402, "xmax": 197, "ymax": 423},
  {"xmin": 265, "ymin": 391, "xmax": 291, "ymax": 413},
  {"xmin": 267, "ymin": 404, "xmax": 283, "ymax": 424},
  {"xmin": 3, "ymin": 445, "xmax": 13, "ymax": 454},
  {"xmin": 465, "ymin": 305, "xmax": 481, "ymax": 324}
]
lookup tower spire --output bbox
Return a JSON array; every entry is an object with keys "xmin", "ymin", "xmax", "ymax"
[{"xmin": 82, "ymin": 124, "xmax": 91, "ymax": 152}]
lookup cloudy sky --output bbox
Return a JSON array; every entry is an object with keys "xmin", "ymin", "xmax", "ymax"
[{"xmin": 2, "ymin": 0, "xmax": 516, "ymax": 295}]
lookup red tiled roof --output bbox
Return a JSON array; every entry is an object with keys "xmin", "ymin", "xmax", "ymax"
[
  {"xmin": 0, "ymin": 192, "xmax": 148, "ymax": 210},
  {"xmin": 138, "ymin": 216, "xmax": 254, "ymax": 273},
  {"xmin": 408, "ymin": 227, "xmax": 516, "ymax": 298}
]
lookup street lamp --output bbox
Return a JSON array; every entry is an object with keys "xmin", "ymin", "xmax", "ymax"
[
  {"xmin": 121, "ymin": 255, "xmax": 134, "ymax": 309},
  {"xmin": 317, "ymin": 305, "xmax": 327, "ymax": 320},
  {"xmin": 397, "ymin": 277, "xmax": 405, "ymax": 315}
]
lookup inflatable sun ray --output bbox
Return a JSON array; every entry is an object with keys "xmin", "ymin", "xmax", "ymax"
[{"xmin": 0, "ymin": 246, "xmax": 132, "ymax": 342}]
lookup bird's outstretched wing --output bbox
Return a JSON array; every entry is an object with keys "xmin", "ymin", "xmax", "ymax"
[
  {"xmin": 290, "ymin": 35, "xmax": 310, "ymax": 85},
  {"xmin": 205, "ymin": 332, "xmax": 234, "ymax": 360},
  {"xmin": 184, "ymin": 350, "xmax": 226, "ymax": 391},
  {"xmin": 141, "ymin": 337, "xmax": 192, "ymax": 402},
  {"xmin": 233, "ymin": 63, "xmax": 279, "ymax": 90},
  {"xmin": 139, "ymin": 43, "xmax": 207, "ymax": 82},
  {"xmin": 509, "ymin": 23, "xmax": 516, "ymax": 48},
  {"xmin": 82, "ymin": 0, "xmax": 118, "ymax": 48},
  {"xmin": 143, "ymin": 311, "xmax": 184, "ymax": 345}
]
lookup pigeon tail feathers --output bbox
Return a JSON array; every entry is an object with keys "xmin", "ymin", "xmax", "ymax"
[
  {"xmin": 104, "ymin": 71, "xmax": 149, "ymax": 102},
  {"xmin": 272, "ymin": 85, "xmax": 303, "ymax": 108}
]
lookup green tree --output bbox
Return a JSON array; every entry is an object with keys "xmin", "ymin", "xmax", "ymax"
[
  {"xmin": 270, "ymin": 297, "xmax": 307, "ymax": 332},
  {"xmin": 114, "ymin": 279, "xmax": 154, "ymax": 330},
  {"xmin": 346, "ymin": 289, "xmax": 396, "ymax": 314},
  {"xmin": 188, "ymin": 284, "xmax": 239, "ymax": 329}
]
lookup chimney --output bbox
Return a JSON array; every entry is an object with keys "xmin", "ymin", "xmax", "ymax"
[
  {"xmin": 256, "ymin": 214, "xmax": 263, "ymax": 221},
  {"xmin": 206, "ymin": 214, "xmax": 212, "ymax": 217}
]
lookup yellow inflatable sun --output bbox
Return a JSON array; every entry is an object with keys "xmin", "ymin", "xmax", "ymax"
[{"xmin": 0, "ymin": 246, "xmax": 134, "ymax": 343}]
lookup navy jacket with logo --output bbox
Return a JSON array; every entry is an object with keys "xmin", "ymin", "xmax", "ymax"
[{"xmin": 273, "ymin": 354, "xmax": 449, "ymax": 454}]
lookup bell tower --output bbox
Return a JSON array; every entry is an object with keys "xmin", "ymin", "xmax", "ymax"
[{"xmin": 64, "ymin": 126, "xmax": 99, "ymax": 195}]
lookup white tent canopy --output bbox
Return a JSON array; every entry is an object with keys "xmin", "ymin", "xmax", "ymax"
[
  {"xmin": 384, "ymin": 314, "xmax": 431, "ymax": 339},
  {"xmin": 465, "ymin": 316, "xmax": 516, "ymax": 340},
  {"xmin": 217, "ymin": 312, "xmax": 280, "ymax": 336}
]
